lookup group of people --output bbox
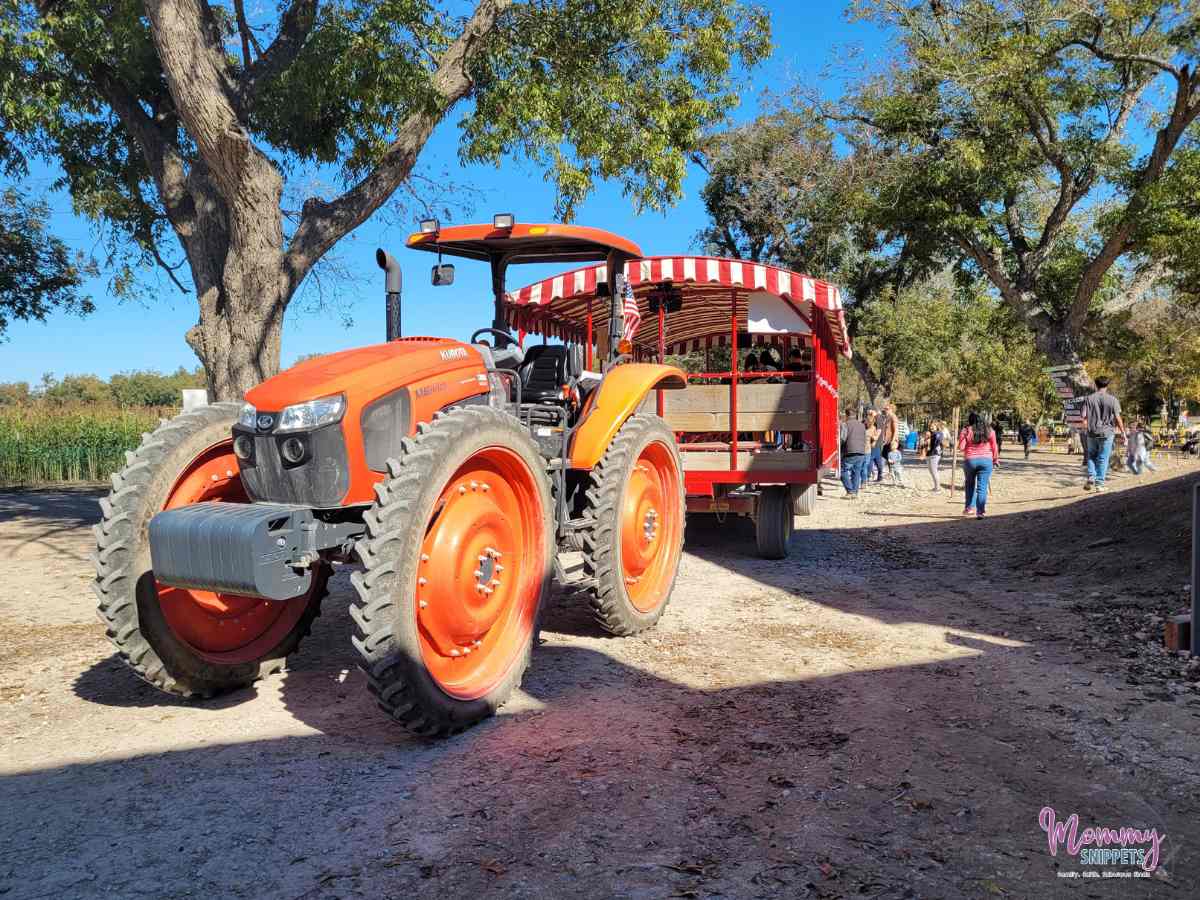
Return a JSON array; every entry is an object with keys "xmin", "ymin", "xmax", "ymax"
[
  {"xmin": 741, "ymin": 347, "xmax": 810, "ymax": 379},
  {"xmin": 839, "ymin": 405, "xmax": 1001, "ymax": 516},
  {"xmin": 833, "ymin": 377, "xmax": 1166, "ymax": 522},
  {"xmin": 838, "ymin": 402, "xmax": 906, "ymax": 500}
]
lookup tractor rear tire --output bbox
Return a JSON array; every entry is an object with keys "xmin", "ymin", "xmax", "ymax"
[
  {"xmin": 350, "ymin": 406, "xmax": 554, "ymax": 736},
  {"xmin": 93, "ymin": 403, "xmax": 328, "ymax": 698},
  {"xmin": 579, "ymin": 414, "xmax": 685, "ymax": 636},
  {"xmin": 755, "ymin": 485, "xmax": 794, "ymax": 559}
]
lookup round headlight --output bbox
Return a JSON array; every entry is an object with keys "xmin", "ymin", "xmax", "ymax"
[
  {"xmin": 280, "ymin": 436, "xmax": 307, "ymax": 464},
  {"xmin": 233, "ymin": 434, "xmax": 254, "ymax": 460}
]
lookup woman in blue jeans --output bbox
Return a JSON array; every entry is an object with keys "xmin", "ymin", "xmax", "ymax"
[{"xmin": 957, "ymin": 412, "xmax": 999, "ymax": 518}]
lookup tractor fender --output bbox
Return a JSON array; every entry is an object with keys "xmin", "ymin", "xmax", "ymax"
[{"xmin": 568, "ymin": 364, "xmax": 686, "ymax": 470}]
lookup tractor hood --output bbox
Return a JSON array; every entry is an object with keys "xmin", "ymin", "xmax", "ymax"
[{"xmin": 245, "ymin": 338, "xmax": 484, "ymax": 409}]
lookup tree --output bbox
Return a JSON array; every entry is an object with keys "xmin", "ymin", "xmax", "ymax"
[
  {"xmin": 694, "ymin": 108, "xmax": 945, "ymax": 400},
  {"xmin": 845, "ymin": 273, "xmax": 1057, "ymax": 419},
  {"xmin": 2, "ymin": 0, "xmax": 770, "ymax": 398},
  {"xmin": 835, "ymin": 0, "xmax": 1200, "ymax": 395},
  {"xmin": 1091, "ymin": 299, "xmax": 1200, "ymax": 422},
  {"xmin": 0, "ymin": 188, "xmax": 93, "ymax": 339}
]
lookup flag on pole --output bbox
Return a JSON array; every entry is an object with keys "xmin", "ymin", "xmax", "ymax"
[{"xmin": 622, "ymin": 279, "xmax": 641, "ymax": 341}]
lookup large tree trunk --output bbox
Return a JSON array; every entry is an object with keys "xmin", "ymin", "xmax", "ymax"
[
  {"xmin": 850, "ymin": 354, "xmax": 884, "ymax": 406},
  {"xmin": 115, "ymin": 0, "xmax": 509, "ymax": 400}
]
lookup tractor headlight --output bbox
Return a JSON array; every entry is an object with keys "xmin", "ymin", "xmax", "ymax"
[
  {"xmin": 238, "ymin": 403, "xmax": 257, "ymax": 429},
  {"xmin": 276, "ymin": 394, "xmax": 346, "ymax": 433}
]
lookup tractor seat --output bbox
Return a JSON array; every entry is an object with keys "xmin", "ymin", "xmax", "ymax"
[{"xmin": 519, "ymin": 345, "xmax": 570, "ymax": 403}]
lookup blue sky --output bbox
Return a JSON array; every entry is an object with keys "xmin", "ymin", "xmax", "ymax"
[{"xmin": 0, "ymin": 3, "xmax": 889, "ymax": 384}]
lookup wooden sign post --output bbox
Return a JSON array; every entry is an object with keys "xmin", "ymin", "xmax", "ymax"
[{"xmin": 948, "ymin": 406, "xmax": 960, "ymax": 502}]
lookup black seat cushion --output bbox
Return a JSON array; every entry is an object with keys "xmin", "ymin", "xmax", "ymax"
[{"xmin": 520, "ymin": 345, "xmax": 569, "ymax": 402}]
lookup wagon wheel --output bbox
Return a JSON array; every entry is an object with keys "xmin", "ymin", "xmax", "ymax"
[
  {"xmin": 350, "ymin": 406, "xmax": 553, "ymax": 736},
  {"xmin": 755, "ymin": 485, "xmax": 794, "ymax": 559},
  {"xmin": 579, "ymin": 414, "xmax": 685, "ymax": 636},
  {"xmin": 94, "ymin": 403, "xmax": 328, "ymax": 698}
]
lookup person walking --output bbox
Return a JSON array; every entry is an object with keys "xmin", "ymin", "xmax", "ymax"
[
  {"xmin": 839, "ymin": 407, "xmax": 868, "ymax": 499},
  {"xmin": 1080, "ymin": 376, "xmax": 1126, "ymax": 492},
  {"xmin": 865, "ymin": 409, "xmax": 884, "ymax": 484},
  {"xmin": 958, "ymin": 412, "xmax": 999, "ymax": 518},
  {"xmin": 879, "ymin": 401, "xmax": 905, "ymax": 486},
  {"xmin": 1018, "ymin": 420, "xmax": 1036, "ymax": 459},
  {"xmin": 1128, "ymin": 420, "xmax": 1158, "ymax": 475},
  {"xmin": 925, "ymin": 420, "xmax": 944, "ymax": 492}
]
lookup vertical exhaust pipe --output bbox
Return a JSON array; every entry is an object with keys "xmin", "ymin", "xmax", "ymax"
[{"xmin": 376, "ymin": 248, "xmax": 402, "ymax": 341}]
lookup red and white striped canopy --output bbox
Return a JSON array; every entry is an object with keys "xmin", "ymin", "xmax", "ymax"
[{"xmin": 503, "ymin": 256, "xmax": 852, "ymax": 358}]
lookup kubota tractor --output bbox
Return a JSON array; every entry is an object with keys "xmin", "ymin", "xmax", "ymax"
[{"xmin": 92, "ymin": 217, "xmax": 687, "ymax": 736}]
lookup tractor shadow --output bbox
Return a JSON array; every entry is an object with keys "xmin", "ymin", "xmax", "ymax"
[{"xmin": 20, "ymin": 641, "xmax": 1200, "ymax": 899}]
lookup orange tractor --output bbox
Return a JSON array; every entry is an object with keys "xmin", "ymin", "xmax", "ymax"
[{"xmin": 93, "ymin": 218, "xmax": 687, "ymax": 735}]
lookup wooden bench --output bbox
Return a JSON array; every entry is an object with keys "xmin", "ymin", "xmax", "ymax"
[{"xmin": 658, "ymin": 383, "xmax": 812, "ymax": 433}]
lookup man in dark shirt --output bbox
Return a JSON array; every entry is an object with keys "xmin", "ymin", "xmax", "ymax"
[
  {"xmin": 1080, "ymin": 376, "xmax": 1126, "ymax": 492},
  {"xmin": 1018, "ymin": 421, "xmax": 1036, "ymax": 459},
  {"xmin": 839, "ymin": 407, "xmax": 868, "ymax": 499}
]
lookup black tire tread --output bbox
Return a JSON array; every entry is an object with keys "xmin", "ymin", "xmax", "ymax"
[
  {"xmin": 349, "ymin": 406, "xmax": 553, "ymax": 737},
  {"xmin": 579, "ymin": 414, "xmax": 685, "ymax": 636},
  {"xmin": 93, "ymin": 402, "xmax": 327, "ymax": 698},
  {"xmin": 755, "ymin": 485, "xmax": 793, "ymax": 559}
]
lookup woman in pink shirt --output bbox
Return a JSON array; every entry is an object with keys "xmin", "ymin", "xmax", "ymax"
[{"xmin": 958, "ymin": 412, "xmax": 999, "ymax": 518}]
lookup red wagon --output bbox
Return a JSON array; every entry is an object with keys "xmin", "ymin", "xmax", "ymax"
[{"xmin": 506, "ymin": 255, "xmax": 852, "ymax": 558}]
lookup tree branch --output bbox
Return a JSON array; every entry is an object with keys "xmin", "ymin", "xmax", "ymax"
[
  {"xmin": 240, "ymin": 0, "xmax": 319, "ymax": 101},
  {"xmin": 1068, "ymin": 68, "xmax": 1200, "ymax": 336},
  {"xmin": 1064, "ymin": 37, "xmax": 1181, "ymax": 81},
  {"xmin": 282, "ymin": 0, "xmax": 513, "ymax": 294},
  {"xmin": 88, "ymin": 66, "xmax": 192, "ymax": 228},
  {"xmin": 233, "ymin": 0, "xmax": 254, "ymax": 69}
]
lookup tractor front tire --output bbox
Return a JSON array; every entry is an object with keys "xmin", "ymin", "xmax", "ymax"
[
  {"xmin": 755, "ymin": 485, "xmax": 794, "ymax": 559},
  {"xmin": 93, "ymin": 403, "xmax": 328, "ymax": 698},
  {"xmin": 350, "ymin": 407, "xmax": 554, "ymax": 736},
  {"xmin": 580, "ymin": 414, "xmax": 685, "ymax": 636}
]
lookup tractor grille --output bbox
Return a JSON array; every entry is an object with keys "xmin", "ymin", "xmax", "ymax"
[{"xmin": 233, "ymin": 421, "xmax": 350, "ymax": 508}]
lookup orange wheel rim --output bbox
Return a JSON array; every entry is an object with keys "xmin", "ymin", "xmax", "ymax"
[
  {"xmin": 416, "ymin": 446, "xmax": 545, "ymax": 700},
  {"xmin": 619, "ymin": 441, "xmax": 682, "ymax": 613},
  {"xmin": 156, "ymin": 440, "xmax": 315, "ymax": 665}
]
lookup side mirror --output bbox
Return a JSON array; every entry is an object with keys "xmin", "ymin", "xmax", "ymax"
[{"xmin": 431, "ymin": 263, "xmax": 455, "ymax": 286}]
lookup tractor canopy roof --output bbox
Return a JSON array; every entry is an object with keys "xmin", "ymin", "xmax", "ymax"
[
  {"xmin": 406, "ymin": 222, "xmax": 642, "ymax": 266},
  {"xmin": 504, "ymin": 256, "xmax": 853, "ymax": 359}
]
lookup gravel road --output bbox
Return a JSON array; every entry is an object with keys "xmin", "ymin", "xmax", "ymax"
[{"xmin": 1, "ymin": 451, "xmax": 1198, "ymax": 898}]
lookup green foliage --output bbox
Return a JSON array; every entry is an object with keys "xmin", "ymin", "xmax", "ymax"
[
  {"xmin": 1, "ymin": 368, "xmax": 205, "ymax": 407},
  {"xmin": 838, "ymin": 0, "xmax": 1200, "ymax": 349},
  {"xmin": 0, "ymin": 187, "xmax": 94, "ymax": 338},
  {"xmin": 1089, "ymin": 300, "xmax": 1200, "ymax": 419},
  {"xmin": 0, "ymin": 404, "xmax": 163, "ymax": 484},
  {"xmin": 848, "ymin": 272, "xmax": 1056, "ymax": 418},
  {"xmin": 1, "ymin": 0, "xmax": 772, "ymax": 272}
]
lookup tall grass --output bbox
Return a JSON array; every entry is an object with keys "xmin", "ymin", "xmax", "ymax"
[{"xmin": 0, "ymin": 405, "xmax": 171, "ymax": 486}]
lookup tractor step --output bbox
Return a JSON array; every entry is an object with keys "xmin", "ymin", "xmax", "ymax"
[{"xmin": 554, "ymin": 550, "xmax": 591, "ymax": 586}]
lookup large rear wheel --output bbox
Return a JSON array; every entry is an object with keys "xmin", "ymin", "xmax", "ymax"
[
  {"xmin": 350, "ymin": 406, "xmax": 553, "ymax": 736},
  {"xmin": 580, "ymin": 414, "xmax": 685, "ymax": 636},
  {"xmin": 93, "ymin": 403, "xmax": 328, "ymax": 697}
]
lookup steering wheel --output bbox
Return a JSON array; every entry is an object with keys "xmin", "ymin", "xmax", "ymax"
[{"xmin": 470, "ymin": 327, "xmax": 517, "ymax": 348}]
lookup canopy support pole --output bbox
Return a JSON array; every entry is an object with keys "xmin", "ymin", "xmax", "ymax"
[
  {"xmin": 730, "ymin": 288, "xmax": 739, "ymax": 471},
  {"xmin": 657, "ymin": 304, "xmax": 666, "ymax": 416},
  {"xmin": 586, "ymin": 301, "xmax": 593, "ymax": 370}
]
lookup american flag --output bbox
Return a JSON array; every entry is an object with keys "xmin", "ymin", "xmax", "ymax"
[{"xmin": 621, "ymin": 279, "xmax": 641, "ymax": 341}]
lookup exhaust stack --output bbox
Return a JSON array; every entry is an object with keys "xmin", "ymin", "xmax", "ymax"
[{"xmin": 376, "ymin": 248, "xmax": 402, "ymax": 341}]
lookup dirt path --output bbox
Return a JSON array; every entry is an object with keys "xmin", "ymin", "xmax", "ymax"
[{"xmin": 1, "ymin": 451, "xmax": 1198, "ymax": 899}]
